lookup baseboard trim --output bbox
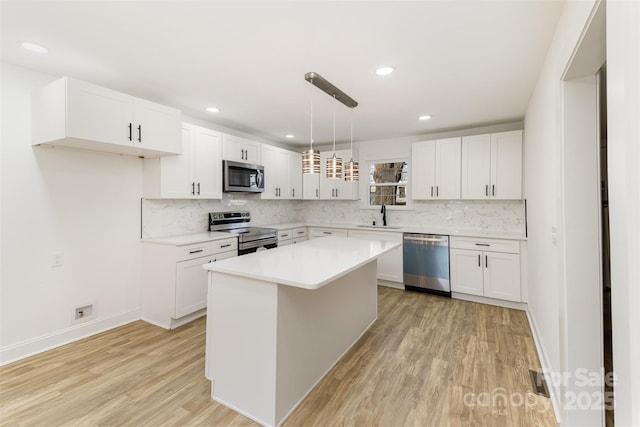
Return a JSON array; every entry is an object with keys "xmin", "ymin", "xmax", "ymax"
[
  {"xmin": 377, "ymin": 280, "xmax": 404, "ymax": 290},
  {"xmin": 526, "ymin": 308, "xmax": 562, "ymax": 423},
  {"xmin": 0, "ymin": 309, "xmax": 140, "ymax": 366},
  {"xmin": 451, "ymin": 292, "xmax": 527, "ymax": 310}
]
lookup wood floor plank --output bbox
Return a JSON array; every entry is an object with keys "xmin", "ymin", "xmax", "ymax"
[{"xmin": 0, "ymin": 287, "xmax": 556, "ymax": 426}]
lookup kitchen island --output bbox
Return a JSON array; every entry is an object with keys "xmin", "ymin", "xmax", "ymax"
[{"xmin": 203, "ymin": 236, "xmax": 401, "ymax": 427}]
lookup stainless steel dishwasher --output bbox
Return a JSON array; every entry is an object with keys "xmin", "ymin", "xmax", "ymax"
[{"xmin": 403, "ymin": 233, "xmax": 451, "ymax": 297}]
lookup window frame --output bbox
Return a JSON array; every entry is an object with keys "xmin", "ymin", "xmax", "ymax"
[{"xmin": 361, "ymin": 156, "xmax": 412, "ymax": 210}]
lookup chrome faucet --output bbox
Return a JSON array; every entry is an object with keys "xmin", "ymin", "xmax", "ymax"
[{"xmin": 380, "ymin": 204, "xmax": 387, "ymax": 226}]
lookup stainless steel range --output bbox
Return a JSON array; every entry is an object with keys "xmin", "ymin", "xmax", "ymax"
[{"xmin": 209, "ymin": 211, "xmax": 278, "ymax": 256}]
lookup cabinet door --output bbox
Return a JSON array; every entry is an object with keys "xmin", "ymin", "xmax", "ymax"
[
  {"xmin": 66, "ymin": 77, "xmax": 134, "ymax": 146},
  {"xmin": 222, "ymin": 134, "xmax": 261, "ymax": 163},
  {"xmin": 261, "ymin": 145, "xmax": 279, "ymax": 199},
  {"xmin": 490, "ymin": 130, "xmax": 522, "ymax": 199},
  {"xmin": 193, "ymin": 126, "xmax": 222, "ymax": 199},
  {"xmin": 133, "ymin": 98, "xmax": 182, "ymax": 154},
  {"xmin": 175, "ymin": 251, "xmax": 235, "ymax": 318},
  {"xmin": 289, "ymin": 152, "xmax": 303, "ymax": 199},
  {"xmin": 275, "ymin": 149, "xmax": 290, "ymax": 198},
  {"xmin": 334, "ymin": 149, "xmax": 358, "ymax": 200},
  {"xmin": 319, "ymin": 151, "xmax": 337, "ymax": 199},
  {"xmin": 159, "ymin": 124, "xmax": 194, "ymax": 198},
  {"xmin": 450, "ymin": 249, "xmax": 484, "ymax": 296},
  {"xmin": 461, "ymin": 134, "xmax": 492, "ymax": 199},
  {"xmin": 411, "ymin": 140, "xmax": 436, "ymax": 199},
  {"xmin": 435, "ymin": 137, "xmax": 461, "ymax": 199},
  {"xmin": 303, "ymin": 174, "xmax": 320, "ymax": 199},
  {"xmin": 483, "ymin": 251, "xmax": 521, "ymax": 301},
  {"xmin": 348, "ymin": 230, "xmax": 403, "ymax": 282}
]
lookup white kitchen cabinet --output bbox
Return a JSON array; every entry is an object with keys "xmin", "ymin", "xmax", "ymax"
[
  {"xmin": 222, "ymin": 134, "xmax": 261, "ymax": 163},
  {"xmin": 303, "ymin": 174, "xmax": 320, "ymax": 199},
  {"xmin": 450, "ymin": 236, "xmax": 521, "ymax": 302},
  {"xmin": 289, "ymin": 152, "xmax": 303, "ymax": 199},
  {"xmin": 308, "ymin": 227, "xmax": 349, "ymax": 239},
  {"xmin": 411, "ymin": 137, "xmax": 461, "ymax": 199},
  {"xmin": 320, "ymin": 150, "xmax": 358, "ymax": 200},
  {"xmin": 278, "ymin": 227, "xmax": 308, "ymax": 246},
  {"xmin": 461, "ymin": 130, "xmax": 522, "ymax": 199},
  {"xmin": 143, "ymin": 123, "xmax": 222, "ymax": 199},
  {"xmin": 348, "ymin": 230, "xmax": 403, "ymax": 283},
  {"xmin": 31, "ymin": 76, "xmax": 181, "ymax": 157},
  {"xmin": 142, "ymin": 237, "xmax": 238, "ymax": 329}
]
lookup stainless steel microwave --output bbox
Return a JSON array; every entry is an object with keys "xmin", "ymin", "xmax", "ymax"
[{"xmin": 223, "ymin": 160, "xmax": 265, "ymax": 193}]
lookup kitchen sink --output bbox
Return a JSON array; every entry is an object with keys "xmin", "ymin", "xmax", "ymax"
[{"xmin": 356, "ymin": 225, "xmax": 403, "ymax": 230}]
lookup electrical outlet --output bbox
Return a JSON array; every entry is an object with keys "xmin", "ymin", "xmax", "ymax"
[
  {"xmin": 74, "ymin": 304, "xmax": 93, "ymax": 321},
  {"xmin": 52, "ymin": 252, "xmax": 64, "ymax": 267}
]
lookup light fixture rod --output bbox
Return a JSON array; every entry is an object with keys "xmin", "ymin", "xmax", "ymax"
[{"xmin": 304, "ymin": 72, "xmax": 358, "ymax": 108}]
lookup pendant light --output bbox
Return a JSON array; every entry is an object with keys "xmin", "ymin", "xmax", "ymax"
[
  {"xmin": 344, "ymin": 107, "xmax": 359, "ymax": 181},
  {"xmin": 326, "ymin": 94, "xmax": 343, "ymax": 179},
  {"xmin": 302, "ymin": 77, "xmax": 320, "ymax": 174}
]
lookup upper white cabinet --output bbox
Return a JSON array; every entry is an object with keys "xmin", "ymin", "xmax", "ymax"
[
  {"xmin": 221, "ymin": 134, "xmax": 261, "ymax": 164},
  {"xmin": 303, "ymin": 174, "xmax": 320, "ymax": 200},
  {"xmin": 261, "ymin": 145, "xmax": 303, "ymax": 200},
  {"xmin": 143, "ymin": 123, "xmax": 222, "ymax": 199},
  {"xmin": 411, "ymin": 137, "xmax": 461, "ymax": 200},
  {"xmin": 289, "ymin": 151, "xmax": 303, "ymax": 199},
  {"xmin": 320, "ymin": 149, "xmax": 358, "ymax": 200},
  {"xmin": 461, "ymin": 130, "xmax": 522, "ymax": 199},
  {"xmin": 31, "ymin": 77, "xmax": 181, "ymax": 157}
]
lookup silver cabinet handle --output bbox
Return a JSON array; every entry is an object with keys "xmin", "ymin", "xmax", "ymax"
[
  {"xmin": 431, "ymin": 186, "xmax": 434, "ymax": 197},
  {"xmin": 336, "ymin": 188, "xmax": 339, "ymax": 197},
  {"xmin": 436, "ymin": 186, "xmax": 439, "ymax": 197},
  {"xmin": 297, "ymin": 231, "xmax": 305, "ymax": 235},
  {"xmin": 492, "ymin": 184, "xmax": 495, "ymax": 197},
  {"xmin": 128, "ymin": 123, "xmax": 132, "ymax": 141},
  {"xmin": 485, "ymin": 185, "xmax": 489, "ymax": 196},
  {"xmin": 192, "ymin": 182, "xmax": 195, "ymax": 195},
  {"xmin": 137, "ymin": 125, "xmax": 142, "ymax": 142},
  {"xmin": 475, "ymin": 243, "xmax": 490, "ymax": 247},
  {"xmin": 485, "ymin": 255, "xmax": 488, "ymax": 268},
  {"xmin": 281, "ymin": 234, "xmax": 289, "ymax": 238},
  {"xmin": 478, "ymin": 254, "xmax": 481, "ymax": 267},
  {"xmin": 189, "ymin": 249, "xmax": 204, "ymax": 254},
  {"xmin": 316, "ymin": 188, "xmax": 319, "ymax": 198},
  {"xmin": 220, "ymin": 243, "xmax": 232, "ymax": 248},
  {"xmin": 292, "ymin": 188, "xmax": 295, "ymax": 197},
  {"xmin": 323, "ymin": 231, "xmax": 332, "ymax": 235},
  {"xmin": 197, "ymin": 182, "xmax": 201, "ymax": 195}
]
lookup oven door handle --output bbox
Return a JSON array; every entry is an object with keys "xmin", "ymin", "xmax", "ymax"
[{"xmin": 404, "ymin": 236, "xmax": 448, "ymax": 244}]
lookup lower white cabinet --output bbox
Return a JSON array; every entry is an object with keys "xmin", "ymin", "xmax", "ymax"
[
  {"xmin": 277, "ymin": 227, "xmax": 308, "ymax": 246},
  {"xmin": 308, "ymin": 227, "xmax": 349, "ymax": 239},
  {"xmin": 142, "ymin": 237, "xmax": 238, "ymax": 329},
  {"xmin": 348, "ymin": 230, "xmax": 403, "ymax": 283},
  {"xmin": 450, "ymin": 237, "xmax": 521, "ymax": 302}
]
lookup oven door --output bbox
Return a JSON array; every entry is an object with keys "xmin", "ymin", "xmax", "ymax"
[
  {"xmin": 223, "ymin": 160, "xmax": 264, "ymax": 193},
  {"xmin": 238, "ymin": 241, "xmax": 278, "ymax": 256}
]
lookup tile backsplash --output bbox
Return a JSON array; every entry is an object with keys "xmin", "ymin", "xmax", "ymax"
[{"xmin": 142, "ymin": 195, "xmax": 525, "ymax": 238}]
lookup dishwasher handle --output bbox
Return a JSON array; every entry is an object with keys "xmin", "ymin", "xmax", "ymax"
[{"xmin": 403, "ymin": 235, "xmax": 449, "ymax": 245}]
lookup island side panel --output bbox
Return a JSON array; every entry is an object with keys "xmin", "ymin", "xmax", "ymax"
[
  {"xmin": 275, "ymin": 259, "xmax": 378, "ymax": 424},
  {"xmin": 207, "ymin": 272, "xmax": 278, "ymax": 427}
]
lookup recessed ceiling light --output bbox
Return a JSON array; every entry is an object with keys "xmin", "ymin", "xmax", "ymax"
[
  {"xmin": 418, "ymin": 115, "xmax": 432, "ymax": 121},
  {"xmin": 285, "ymin": 134, "xmax": 295, "ymax": 139},
  {"xmin": 19, "ymin": 41, "xmax": 48, "ymax": 54},
  {"xmin": 206, "ymin": 107, "xmax": 220, "ymax": 113},
  {"xmin": 375, "ymin": 66, "xmax": 395, "ymax": 76}
]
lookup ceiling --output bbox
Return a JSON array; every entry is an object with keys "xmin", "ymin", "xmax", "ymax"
[{"xmin": 1, "ymin": 1, "xmax": 563, "ymax": 146}]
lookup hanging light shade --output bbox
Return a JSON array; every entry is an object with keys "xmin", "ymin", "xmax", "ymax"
[
  {"xmin": 344, "ymin": 107, "xmax": 359, "ymax": 181},
  {"xmin": 326, "ymin": 94, "xmax": 343, "ymax": 179},
  {"xmin": 302, "ymin": 77, "xmax": 320, "ymax": 174}
]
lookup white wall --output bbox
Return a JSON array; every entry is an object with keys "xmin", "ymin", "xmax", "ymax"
[
  {"xmin": 0, "ymin": 63, "xmax": 143, "ymax": 364},
  {"xmin": 525, "ymin": 0, "xmax": 640, "ymax": 424},
  {"xmin": 523, "ymin": 0, "xmax": 600, "ymax": 421},
  {"xmin": 607, "ymin": 0, "xmax": 640, "ymax": 424}
]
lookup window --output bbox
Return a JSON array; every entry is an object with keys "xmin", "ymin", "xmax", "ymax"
[{"xmin": 368, "ymin": 160, "xmax": 408, "ymax": 206}]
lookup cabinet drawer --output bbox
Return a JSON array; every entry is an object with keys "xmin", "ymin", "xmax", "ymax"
[
  {"xmin": 211, "ymin": 238, "xmax": 238, "ymax": 254},
  {"xmin": 450, "ymin": 236, "xmax": 519, "ymax": 253},
  {"xmin": 308, "ymin": 227, "xmax": 348, "ymax": 238},
  {"xmin": 177, "ymin": 242, "xmax": 212, "ymax": 261},
  {"xmin": 292, "ymin": 227, "xmax": 308, "ymax": 239},
  {"xmin": 278, "ymin": 230, "xmax": 293, "ymax": 241}
]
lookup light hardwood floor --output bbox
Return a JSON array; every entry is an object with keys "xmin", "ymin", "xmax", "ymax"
[{"xmin": 1, "ymin": 287, "xmax": 556, "ymax": 426}]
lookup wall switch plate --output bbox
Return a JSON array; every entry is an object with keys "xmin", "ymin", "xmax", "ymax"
[{"xmin": 52, "ymin": 252, "xmax": 64, "ymax": 267}]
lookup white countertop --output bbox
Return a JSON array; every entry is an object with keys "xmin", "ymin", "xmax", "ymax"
[
  {"xmin": 142, "ymin": 231, "xmax": 235, "ymax": 246},
  {"xmin": 267, "ymin": 222, "xmax": 526, "ymax": 240},
  {"xmin": 203, "ymin": 236, "xmax": 401, "ymax": 290}
]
